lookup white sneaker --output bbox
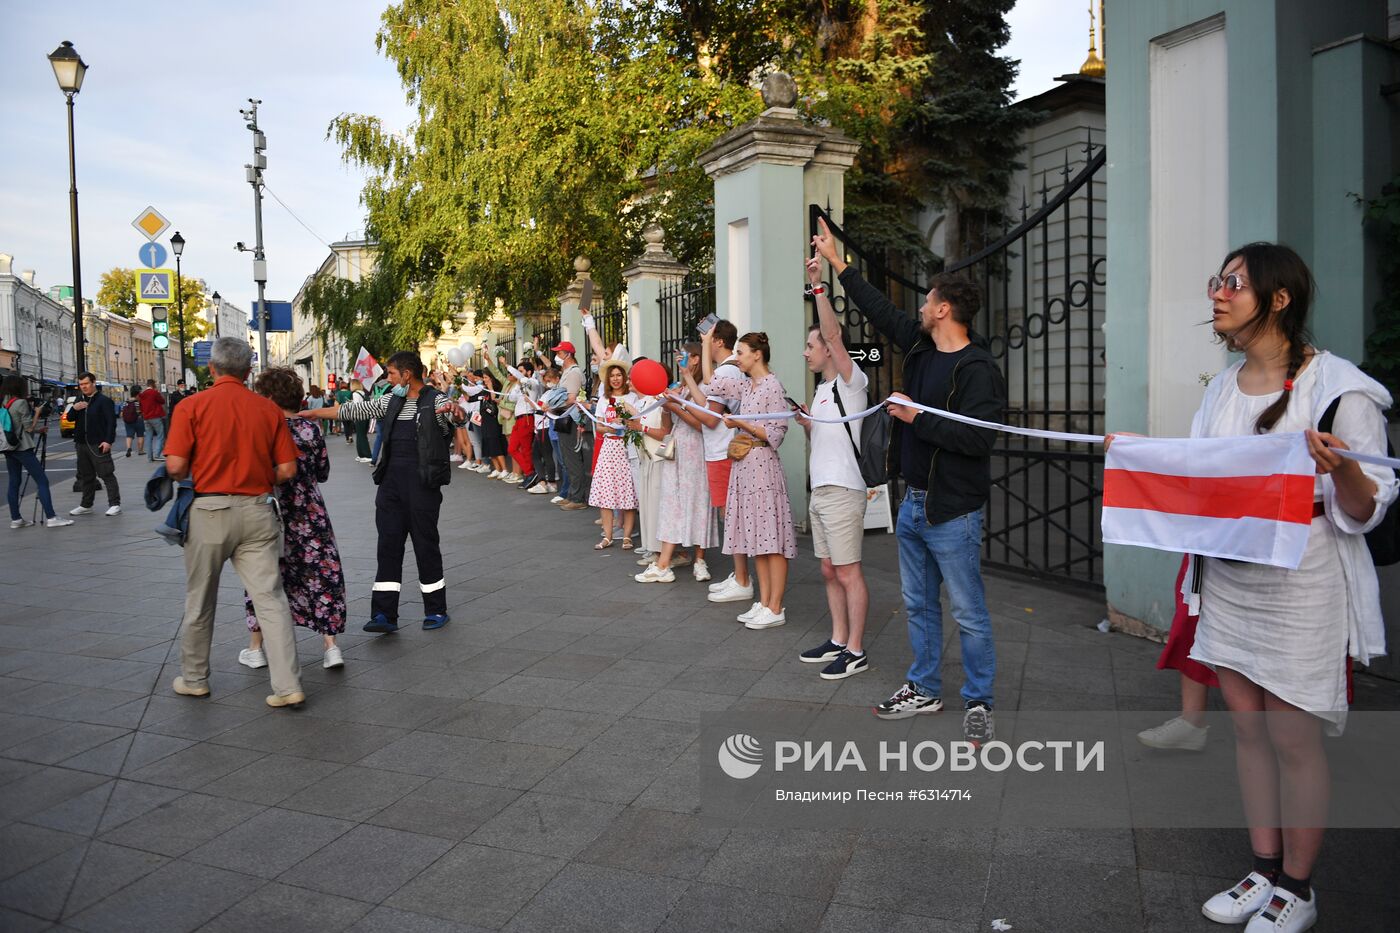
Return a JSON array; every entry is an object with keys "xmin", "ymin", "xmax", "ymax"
[
  {"xmin": 322, "ymin": 645, "xmax": 345, "ymax": 669},
  {"xmin": 528, "ymin": 483, "xmax": 551, "ymax": 494},
  {"xmin": 450, "ymin": 454, "xmax": 464, "ymax": 462},
  {"xmin": 474, "ymin": 464, "xmax": 492, "ymax": 473},
  {"xmin": 238, "ymin": 648, "xmax": 268, "ymax": 669},
  {"xmin": 10, "ymin": 518, "xmax": 32, "ymax": 529},
  {"xmin": 708, "ymin": 572, "xmax": 734, "ymax": 593},
  {"xmin": 545, "ymin": 483, "xmax": 558, "ymax": 493},
  {"xmin": 692, "ymin": 560, "xmax": 711, "ymax": 582},
  {"xmin": 504, "ymin": 474, "xmax": 523, "ymax": 484},
  {"xmin": 105, "ymin": 505, "xmax": 122, "ymax": 516},
  {"xmin": 736, "ymin": 602, "xmax": 763, "ymax": 624},
  {"xmin": 744, "ymin": 607, "xmax": 787, "ymax": 630},
  {"xmin": 69, "ymin": 506, "xmax": 93, "ymax": 516},
  {"xmin": 636, "ymin": 552, "xmax": 655, "ymax": 566},
  {"xmin": 356, "ymin": 457, "xmax": 373, "ymax": 463},
  {"xmin": 487, "ymin": 469, "xmax": 501, "ymax": 479},
  {"xmin": 708, "ymin": 575, "xmax": 754, "ymax": 603},
  {"xmin": 1202, "ymin": 872, "xmax": 1276, "ymax": 924},
  {"xmin": 1137, "ymin": 716, "xmax": 1209, "ymax": 752},
  {"xmin": 634, "ymin": 564, "xmax": 675, "ymax": 583},
  {"xmin": 550, "ymin": 495, "xmax": 565, "ymax": 504},
  {"xmin": 458, "ymin": 460, "xmax": 474, "ymax": 470},
  {"xmin": 1243, "ymin": 888, "xmax": 1317, "ymax": 933},
  {"xmin": 45, "ymin": 517, "xmax": 74, "ymax": 528}
]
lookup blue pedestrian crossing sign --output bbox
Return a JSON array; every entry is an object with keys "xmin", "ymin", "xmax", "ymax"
[
  {"xmin": 136, "ymin": 242, "xmax": 167, "ymax": 268},
  {"xmin": 136, "ymin": 268, "xmax": 175, "ymax": 304}
]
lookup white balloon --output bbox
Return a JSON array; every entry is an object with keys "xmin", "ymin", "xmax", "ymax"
[
  {"xmin": 446, "ymin": 347, "xmax": 465, "ymax": 367},
  {"xmin": 460, "ymin": 341, "xmax": 476, "ymax": 360}
]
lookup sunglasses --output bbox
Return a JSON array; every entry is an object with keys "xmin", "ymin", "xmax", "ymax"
[{"xmin": 1207, "ymin": 272, "xmax": 1249, "ymax": 300}]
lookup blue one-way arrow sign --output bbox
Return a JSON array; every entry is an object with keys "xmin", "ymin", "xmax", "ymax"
[{"xmin": 137, "ymin": 242, "xmax": 167, "ymax": 268}]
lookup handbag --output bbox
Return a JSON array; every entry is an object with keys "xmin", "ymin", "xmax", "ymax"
[
  {"xmin": 727, "ymin": 432, "xmax": 765, "ymax": 461},
  {"xmin": 643, "ymin": 431, "xmax": 676, "ymax": 461}
]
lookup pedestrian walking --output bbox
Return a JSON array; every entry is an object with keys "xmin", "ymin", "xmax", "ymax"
[
  {"xmin": 119, "ymin": 386, "xmax": 144, "ymax": 458},
  {"xmin": 304, "ymin": 351, "xmax": 461, "ymax": 633},
  {"xmin": 163, "ymin": 337, "xmax": 305, "ymax": 708},
  {"xmin": 138, "ymin": 379, "xmax": 167, "ymax": 460},
  {"xmin": 813, "ymin": 218, "xmax": 1006, "ymax": 743},
  {"xmin": 795, "ymin": 254, "xmax": 871, "ymax": 679},
  {"xmin": 239, "ymin": 368, "xmax": 348, "ymax": 671},
  {"xmin": 68, "ymin": 372, "xmax": 122, "ymax": 518},
  {"xmin": 1171, "ymin": 243, "xmax": 1393, "ymax": 933},
  {"xmin": 2, "ymin": 375, "xmax": 71, "ymax": 529},
  {"xmin": 348, "ymin": 379, "xmax": 373, "ymax": 462}
]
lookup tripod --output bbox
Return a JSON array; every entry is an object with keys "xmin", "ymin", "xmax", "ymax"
[{"xmin": 16, "ymin": 419, "xmax": 50, "ymax": 526}]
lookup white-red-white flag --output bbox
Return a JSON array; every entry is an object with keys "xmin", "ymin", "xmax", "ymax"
[
  {"xmin": 353, "ymin": 347, "xmax": 383, "ymax": 388},
  {"xmin": 1102, "ymin": 433, "xmax": 1316, "ymax": 569}
]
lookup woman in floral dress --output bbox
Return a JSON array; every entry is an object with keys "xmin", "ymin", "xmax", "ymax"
[
  {"xmin": 240, "ymin": 368, "xmax": 348, "ymax": 670},
  {"xmin": 722, "ymin": 333, "xmax": 797, "ymax": 630},
  {"xmin": 588, "ymin": 359, "xmax": 639, "ymax": 549}
]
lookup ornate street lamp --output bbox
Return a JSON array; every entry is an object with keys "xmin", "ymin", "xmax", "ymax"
[
  {"xmin": 211, "ymin": 290, "xmax": 221, "ymax": 337},
  {"xmin": 48, "ymin": 40, "xmax": 88, "ymax": 373},
  {"xmin": 36, "ymin": 321, "xmax": 45, "ymax": 383},
  {"xmin": 170, "ymin": 231, "xmax": 186, "ymax": 366}
]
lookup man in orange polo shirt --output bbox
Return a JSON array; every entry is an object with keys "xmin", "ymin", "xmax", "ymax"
[{"xmin": 164, "ymin": 337, "xmax": 305, "ymax": 708}]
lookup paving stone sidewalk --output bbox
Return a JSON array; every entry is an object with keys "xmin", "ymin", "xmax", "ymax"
[{"xmin": 1, "ymin": 429, "xmax": 1395, "ymax": 932}]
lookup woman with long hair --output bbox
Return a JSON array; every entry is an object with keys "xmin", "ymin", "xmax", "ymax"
[
  {"xmin": 588, "ymin": 359, "xmax": 639, "ymax": 550},
  {"xmin": 476, "ymin": 368, "xmax": 510, "ymax": 477},
  {"xmin": 2, "ymin": 375, "xmax": 70, "ymax": 529},
  {"xmin": 721, "ymin": 333, "xmax": 797, "ymax": 628},
  {"xmin": 348, "ymin": 379, "xmax": 372, "ymax": 462},
  {"xmin": 240, "ymin": 368, "xmax": 348, "ymax": 669},
  {"xmin": 1164, "ymin": 243, "xmax": 1394, "ymax": 933},
  {"xmin": 636, "ymin": 343, "xmax": 714, "ymax": 583}
]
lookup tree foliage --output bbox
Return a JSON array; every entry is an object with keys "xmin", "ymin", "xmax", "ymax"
[
  {"xmin": 96, "ymin": 268, "xmax": 211, "ymax": 349},
  {"xmin": 325, "ymin": 0, "xmax": 1031, "ymax": 348}
]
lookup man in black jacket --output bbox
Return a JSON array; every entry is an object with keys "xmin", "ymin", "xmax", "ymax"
[
  {"xmin": 814, "ymin": 221, "xmax": 1006, "ymax": 743},
  {"xmin": 68, "ymin": 372, "xmax": 122, "ymax": 517}
]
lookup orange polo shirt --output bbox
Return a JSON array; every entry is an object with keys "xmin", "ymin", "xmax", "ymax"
[{"xmin": 165, "ymin": 376, "xmax": 297, "ymax": 496}]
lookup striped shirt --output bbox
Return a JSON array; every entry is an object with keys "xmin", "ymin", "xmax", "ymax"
[{"xmin": 339, "ymin": 393, "xmax": 454, "ymax": 434}]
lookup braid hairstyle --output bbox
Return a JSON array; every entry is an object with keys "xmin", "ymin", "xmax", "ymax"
[{"xmin": 1214, "ymin": 242, "xmax": 1315, "ymax": 433}]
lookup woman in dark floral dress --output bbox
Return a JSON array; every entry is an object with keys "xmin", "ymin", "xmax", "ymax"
[{"xmin": 240, "ymin": 368, "xmax": 349, "ymax": 670}]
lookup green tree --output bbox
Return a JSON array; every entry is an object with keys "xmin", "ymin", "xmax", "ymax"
[{"xmin": 96, "ymin": 267, "xmax": 211, "ymax": 353}]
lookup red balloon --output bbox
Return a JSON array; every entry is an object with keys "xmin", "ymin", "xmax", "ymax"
[{"xmin": 630, "ymin": 358, "xmax": 668, "ymax": 396}]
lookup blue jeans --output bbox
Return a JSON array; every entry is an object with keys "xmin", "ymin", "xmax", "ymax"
[
  {"xmin": 144, "ymin": 418, "xmax": 165, "ymax": 460},
  {"xmin": 5, "ymin": 450, "xmax": 56, "ymax": 520},
  {"xmin": 551, "ymin": 437, "xmax": 569, "ymax": 498},
  {"xmin": 371, "ymin": 419, "xmax": 385, "ymax": 463},
  {"xmin": 895, "ymin": 490, "xmax": 995, "ymax": 707}
]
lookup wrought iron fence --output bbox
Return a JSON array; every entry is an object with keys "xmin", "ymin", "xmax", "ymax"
[
  {"xmin": 594, "ymin": 298, "xmax": 627, "ymax": 355},
  {"xmin": 534, "ymin": 317, "xmax": 561, "ymax": 357},
  {"xmin": 659, "ymin": 271, "xmax": 717, "ymax": 372},
  {"xmin": 811, "ymin": 142, "xmax": 1107, "ymax": 589}
]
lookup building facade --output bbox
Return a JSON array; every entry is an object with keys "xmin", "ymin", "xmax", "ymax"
[{"xmin": 0, "ymin": 253, "xmax": 77, "ymax": 385}]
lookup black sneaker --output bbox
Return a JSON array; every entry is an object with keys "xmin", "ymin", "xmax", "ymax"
[
  {"xmin": 874, "ymin": 682, "xmax": 943, "ymax": 720},
  {"xmin": 799, "ymin": 639, "xmax": 845, "ymax": 664},
  {"xmin": 819, "ymin": 650, "xmax": 868, "ymax": 680},
  {"xmin": 963, "ymin": 703, "xmax": 994, "ymax": 744}
]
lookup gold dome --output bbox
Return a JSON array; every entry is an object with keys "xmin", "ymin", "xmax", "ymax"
[{"xmin": 1079, "ymin": 0, "xmax": 1106, "ymax": 78}]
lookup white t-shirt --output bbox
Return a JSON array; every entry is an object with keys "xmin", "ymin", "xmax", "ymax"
[
  {"xmin": 699, "ymin": 358, "xmax": 746, "ymax": 462},
  {"xmin": 808, "ymin": 363, "xmax": 869, "ymax": 492}
]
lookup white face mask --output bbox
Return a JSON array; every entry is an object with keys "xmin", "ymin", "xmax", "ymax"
[{"xmin": 553, "ymin": 354, "xmax": 563, "ymax": 366}]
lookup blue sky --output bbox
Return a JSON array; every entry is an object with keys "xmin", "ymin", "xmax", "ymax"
[{"xmin": 1, "ymin": 1, "xmax": 1084, "ymax": 315}]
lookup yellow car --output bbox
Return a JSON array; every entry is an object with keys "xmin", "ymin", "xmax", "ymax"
[{"xmin": 60, "ymin": 404, "xmax": 76, "ymax": 438}]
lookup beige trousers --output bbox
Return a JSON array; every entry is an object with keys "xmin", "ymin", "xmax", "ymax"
[{"xmin": 180, "ymin": 495, "xmax": 302, "ymax": 697}]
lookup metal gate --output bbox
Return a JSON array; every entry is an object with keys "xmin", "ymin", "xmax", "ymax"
[
  {"xmin": 810, "ymin": 143, "xmax": 1107, "ymax": 589},
  {"xmin": 658, "ymin": 271, "xmax": 717, "ymax": 369}
]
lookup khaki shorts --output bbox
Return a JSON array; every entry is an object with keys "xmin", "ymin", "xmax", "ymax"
[{"xmin": 809, "ymin": 485, "xmax": 868, "ymax": 565}]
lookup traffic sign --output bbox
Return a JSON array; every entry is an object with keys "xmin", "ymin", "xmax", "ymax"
[
  {"xmin": 136, "ymin": 241, "xmax": 167, "ymax": 268},
  {"xmin": 136, "ymin": 268, "xmax": 175, "ymax": 304},
  {"xmin": 131, "ymin": 206, "xmax": 171, "ymax": 242}
]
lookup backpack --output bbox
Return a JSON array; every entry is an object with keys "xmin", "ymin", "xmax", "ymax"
[
  {"xmin": 1320, "ymin": 396, "xmax": 1399, "ymax": 566},
  {"xmin": 827, "ymin": 378, "xmax": 890, "ymax": 488},
  {"xmin": 121, "ymin": 400, "xmax": 138, "ymax": 424},
  {"xmin": 0, "ymin": 398, "xmax": 20, "ymax": 452}
]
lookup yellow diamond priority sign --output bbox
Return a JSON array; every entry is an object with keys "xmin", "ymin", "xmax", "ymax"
[{"xmin": 131, "ymin": 206, "xmax": 171, "ymax": 242}]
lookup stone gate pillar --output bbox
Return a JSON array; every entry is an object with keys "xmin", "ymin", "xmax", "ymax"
[
  {"xmin": 557, "ymin": 256, "xmax": 592, "ymax": 354},
  {"xmin": 697, "ymin": 72, "xmax": 858, "ymax": 520},
  {"xmin": 622, "ymin": 224, "xmax": 689, "ymax": 365}
]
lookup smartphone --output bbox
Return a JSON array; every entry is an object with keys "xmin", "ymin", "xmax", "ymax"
[
  {"xmin": 697, "ymin": 312, "xmax": 720, "ymax": 336},
  {"xmin": 677, "ymin": 349, "xmax": 690, "ymax": 367},
  {"xmin": 785, "ymin": 396, "xmax": 808, "ymax": 415}
]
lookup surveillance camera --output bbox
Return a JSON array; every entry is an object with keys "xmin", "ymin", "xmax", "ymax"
[{"xmin": 235, "ymin": 241, "xmax": 246, "ymax": 251}]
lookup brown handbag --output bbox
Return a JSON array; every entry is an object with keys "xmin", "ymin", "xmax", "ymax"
[{"xmin": 727, "ymin": 432, "xmax": 766, "ymax": 461}]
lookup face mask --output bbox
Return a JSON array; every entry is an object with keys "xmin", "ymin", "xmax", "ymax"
[
  {"xmin": 590, "ymin": 364, "xmax": 599, "ymax": 375},
  {"xmin": 553, "ymin": 354, "xmax": 563, "ymax": 366},
  {"xmin": 391, "ymin": 384, "xmax": 408, "ymax": 398}
]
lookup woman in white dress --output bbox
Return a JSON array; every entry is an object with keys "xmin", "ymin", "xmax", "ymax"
[{"xmin": 1182, "ymin": 243, "xmax": 1395, "ymax": 933}]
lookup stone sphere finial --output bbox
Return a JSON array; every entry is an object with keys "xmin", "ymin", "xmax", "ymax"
[
  {"xmin": 642, "ymin": 224, "xmax": 665, "ymax": 250},
  {"xmin": 574, "ymin": 256, "xmax": 591, "ymax": 274},
  {"xmin": 760, "ymin": 72, "xmax": 798, "ymax": 109}
]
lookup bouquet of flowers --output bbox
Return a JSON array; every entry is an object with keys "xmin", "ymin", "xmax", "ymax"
[{"xmin": 611, "ymin": 401, "xmax": 646, "ymax": 451}]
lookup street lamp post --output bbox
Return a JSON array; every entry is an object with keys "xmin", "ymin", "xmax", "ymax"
[
  {"xmin": 212, "ymin": 290, "xmax": 221, "ymax": 337},
  {"xmin": 36, "ymin": 321, "xmax": 45, "ymax": 383},
  {"xmin": 48, "ymin": 40, "xmax": 88, "ymax": 374},
  {"xmin": 114, "ymin": 349, "xmax": 121, "ymax": 383},
  {"xmin": 171, "ymin": 231, "xmax": 186, "ymax": 369}
]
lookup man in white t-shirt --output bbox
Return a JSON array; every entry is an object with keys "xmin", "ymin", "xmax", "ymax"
[
  {"xmin": 681, "ymin": 319, "xmax": 753, "ymax": 603},
  {"xmin": 795, "ymin": 257, "xmax": 871, "ymax": 680}
]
